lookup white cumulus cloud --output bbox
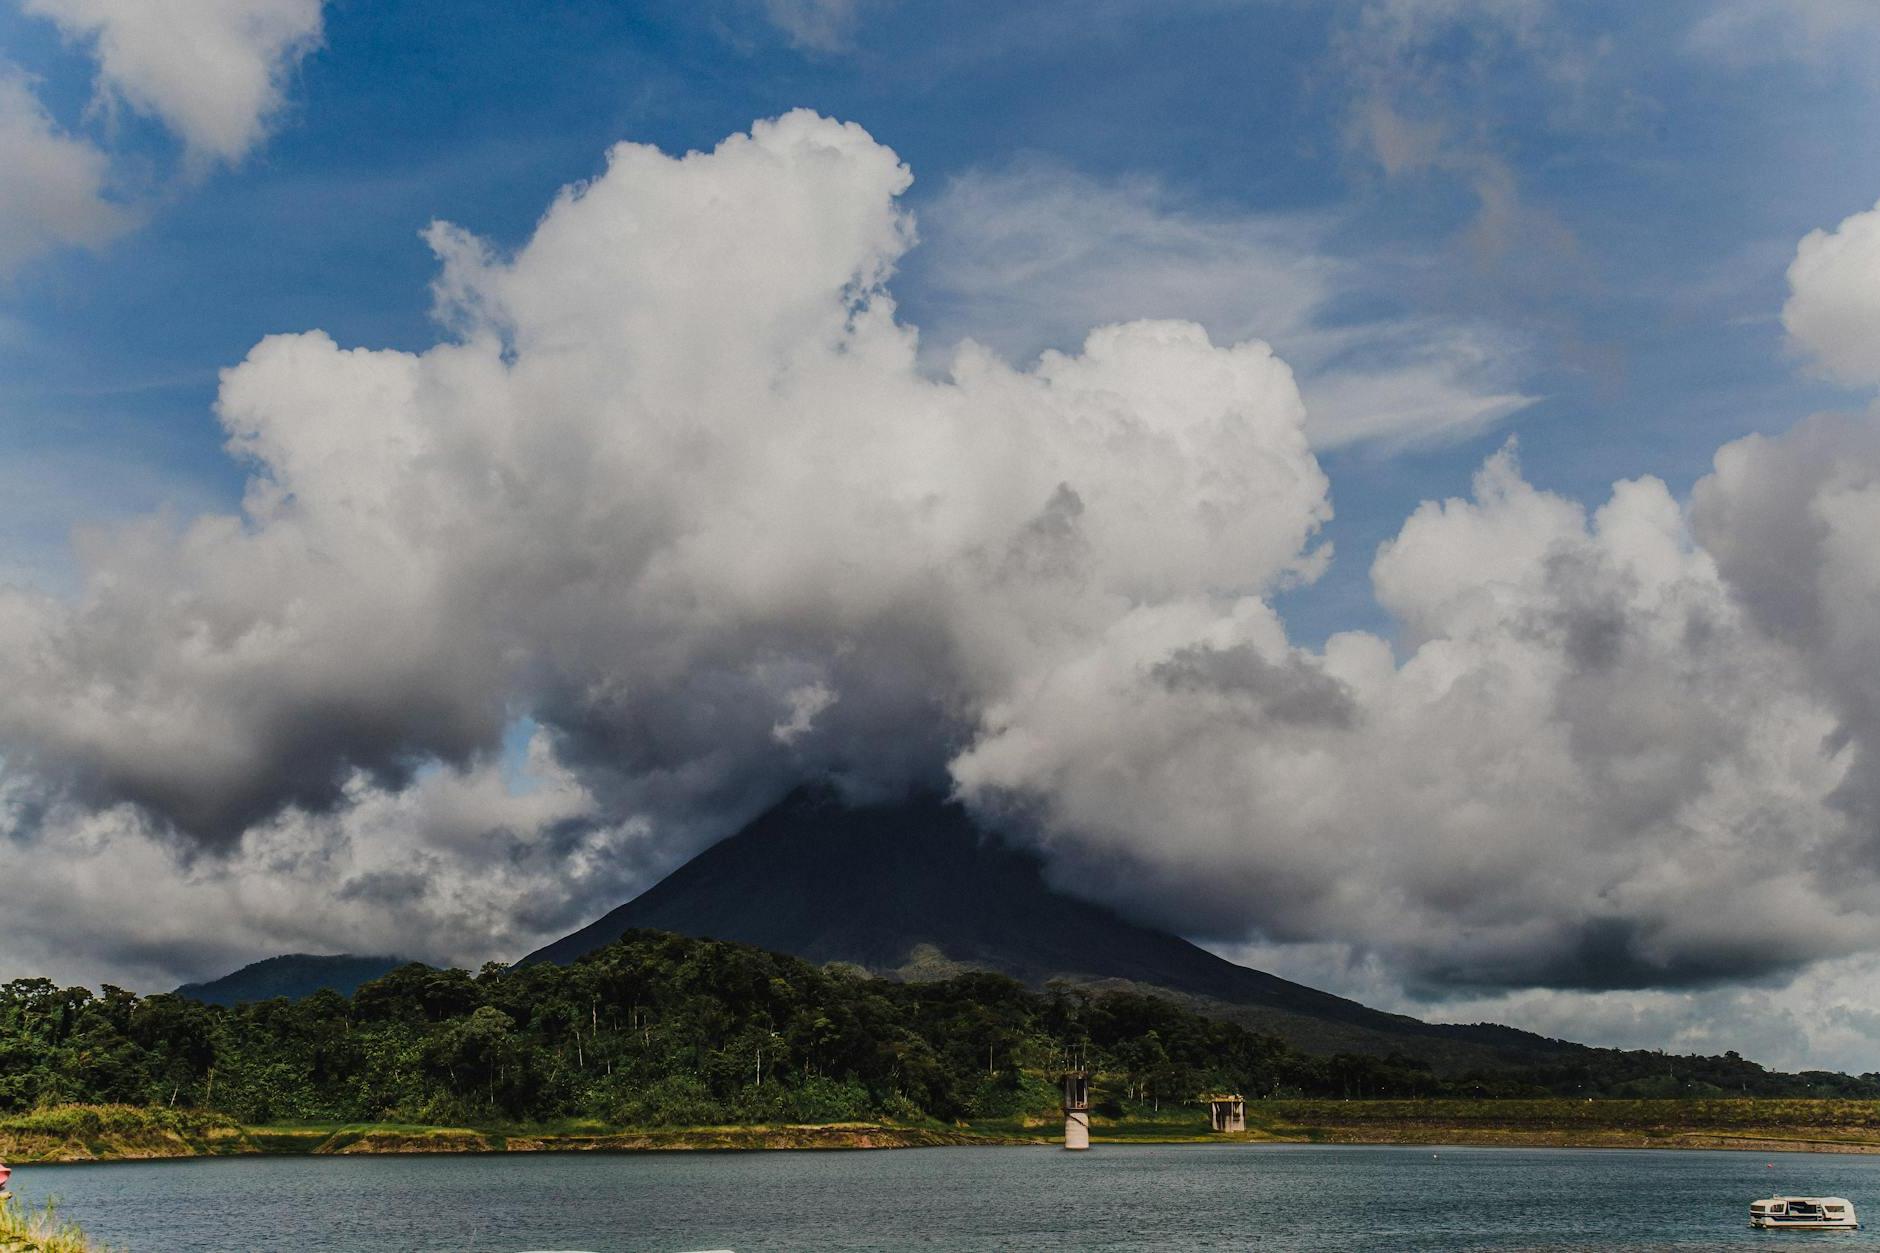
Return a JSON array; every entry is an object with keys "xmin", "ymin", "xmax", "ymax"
[
  {"xmin": 0, "ymin": 113, "xmax": 1331, "ymax": 982},
  {"xmin": 23, "ymin": 0, "xmax": 325, "ymax": 164},
  {"xmin": 957, "ymin": 442, "xmax": 1866, "ymax": 991},
  {"xmin": 1784, "ymin": 198, "xmax": 1880, "ymax": 388}
]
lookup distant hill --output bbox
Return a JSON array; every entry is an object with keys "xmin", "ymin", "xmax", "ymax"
[
  {"xmin": 175, "ymin": 953, "xmax": 412, "ymax": 1006},
  {"xmin": 522, "ymin": 787, "xmax": 1583, "ymax": 1072}
]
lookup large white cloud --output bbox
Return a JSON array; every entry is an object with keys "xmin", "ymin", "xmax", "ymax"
[
  {"xmin": 957, "ymin": 443, "xmax": 1867, "ymax": 990},
  {"xmin": 949, "ymin": 193, "xmax": 1880, "ymax": 1007},
  {"xmin": 23, "ymin": 0, "xmax": 325, "ymax": 164},
  {"xmin": 0, "ymin": 110, "xmax": 1329, "ymax": 882},
  {"xmin": 5, "ymin": 112, "xmax": 1880, "ymax": 1064}
]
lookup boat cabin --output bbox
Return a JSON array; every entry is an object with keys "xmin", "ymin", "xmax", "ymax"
[{"xmin": 1749, "ymin": 1196, "xmax": 1858, "ymax": 1229}]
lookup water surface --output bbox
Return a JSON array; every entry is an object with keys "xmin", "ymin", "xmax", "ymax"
[{"xmin": 15, "ymin": 1143, "xmax": 1880, "ymax": 1251}]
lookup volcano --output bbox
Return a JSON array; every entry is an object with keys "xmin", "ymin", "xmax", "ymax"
[{"xmin": 523, "ymin": 787, "xmax": 1578, "ymax": 1069}]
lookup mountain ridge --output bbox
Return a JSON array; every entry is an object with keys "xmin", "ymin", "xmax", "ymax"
[
  {"xmin": 522, "ymin": 787, "xmax": 1582, "ymax": 1070},
  {"xmin": 175, "ymin": 953, "xmax": 412, "ymax": 1007}
]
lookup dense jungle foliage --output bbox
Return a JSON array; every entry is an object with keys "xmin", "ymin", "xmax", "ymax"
[{"xmin": 2, "ymin": 930, "xmax": 1876, "ymax": 1126}]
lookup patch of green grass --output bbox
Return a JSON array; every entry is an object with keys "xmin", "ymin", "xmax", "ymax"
[
  {"xmin": 1243, "ymin": 1098, "xmax": 1880, "ymax": 1149},
  {"xmin": 965, "ymin": 1100, "xmax": 1251, "ymax": 1145},
  {"xmin": 0, "ymin": 1106, "xmax": 230, "ymax": 1138},
  {"xmin": 33, "ymin": 1097, "xmax": 1880, "ymax": 1163},
  {"xmin": 0, "ymin": 1105, "xmax": 251, "ymax": 1163},
  {"xmin": 239, "ymin": 1128, "xmax": 331, "ymax": 1154},
  {"xmin": 0, "ymin": 1196, "xmax": 113, "ymax": 1252},
  {"xmin": 964, "ymin": 1097, "xmax": 1880, "ymax": 1150},
  {"xmin": 1260, "ymin": 1097, "xmax": 1880, "ymax": 1131}
]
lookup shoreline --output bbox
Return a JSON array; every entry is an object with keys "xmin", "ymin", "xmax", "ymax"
[
  {"xmin": 1252, "ymin": 1128, "xmax": 1880, "ymax": 1154},
  {"xmin": 15, "ymin": 1100, "xmax": 1880, "ymax": 1165},
  {"xmin": 1, "ymin": 1114, "xmax": 1038, "ymax": 1165},
  {"xmin": 20, "ymin": 1129, "xmax": 1880, "ymax": 1165},
  {"xmin": 15, "ymin": 1129, "xmax": 1880, "ymax": 1165}
]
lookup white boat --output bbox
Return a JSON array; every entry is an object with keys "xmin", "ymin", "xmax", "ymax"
[{"xmin": 1748, "ymin": 1196, "xmax": 1859, "ymax": 1229}]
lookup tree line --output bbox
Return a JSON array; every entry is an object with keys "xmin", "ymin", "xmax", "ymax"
[{"xmin": 1, "ymin": 930, "xmax": 1874, "ymax": 1127}]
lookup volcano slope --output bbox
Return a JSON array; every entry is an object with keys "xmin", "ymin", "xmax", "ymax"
[{"xmin": 523, "ymin": 787, "xmax": 1582, "ymax": 1073}]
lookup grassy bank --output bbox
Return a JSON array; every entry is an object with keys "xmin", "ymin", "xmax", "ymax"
[
  {"xmin": 0, "ymin": 1197, "xmax": 108, "ymax": 1253},
  {"xmin": 0, "ymin": 1106, "xmax": 255, "ymax": 1164},
  {"xmin": 16, "ymin": 1099, "xmax": 1880, "ymax": 1165},
  {"xmin": 1252, "ymin": 1098, "xmax": 1880, "ymax": 1152},
  {"xmin": 0, "ymin": 1105, "xmax": 1018, "ymax": 1164},
  {"xmin": 966, "ymin": 1109, "xmax": 1234, "ymax": 1144},
  {"xmin": 246, "ymin": 1119, "xmax": 1011, "ymax": 1155},
  {"xmin": 967, "ymin": 1097, "xmax": 1880, "ymax": 1153}
]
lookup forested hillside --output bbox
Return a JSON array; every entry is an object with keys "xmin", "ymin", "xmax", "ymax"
[{"xmin": 2, "ymin": 931, "xmax": 1874, "ymax": 1128}]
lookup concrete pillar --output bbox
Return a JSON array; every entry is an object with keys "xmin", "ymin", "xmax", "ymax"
[{"xmin": 1062, "ymin": 1070, "xmax": 1090, "ymax": 1151}]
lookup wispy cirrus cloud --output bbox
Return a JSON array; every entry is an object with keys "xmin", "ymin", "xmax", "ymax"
[
  {"xmin": 907, "ymin": 161, "xmax": 1535, "ymax": 450},
  {"xmin": 758, "ymin": 0, "xmax": 872, "ymax": 52},
  {"xmin": 1689, "ymin": 0, "xmax": 1880, "ymax": 68},
  {"xmin": 1332, "ymin": 0, "xmax": 1593, "ymax": 284}
]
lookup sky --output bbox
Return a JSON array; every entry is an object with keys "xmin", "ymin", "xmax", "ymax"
[{"xmin": 3, "ymin": 0, "xmax": 1880, "ymax": 1072}]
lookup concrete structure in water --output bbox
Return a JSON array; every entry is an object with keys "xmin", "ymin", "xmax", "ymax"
[
  {"xmin": 1205, "ymin": 1094, "xmax": 1246, "ymax": 1133},
  {"xmin": 1062, "ymin": 1071, "xmax": 1090, "ymax": 1150}
]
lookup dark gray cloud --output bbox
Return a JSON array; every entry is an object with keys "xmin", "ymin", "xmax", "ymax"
[
  {"xmin": 1152, "ymin": 642, "xmax": 1359, "ymax": 729},
  {"xmin": 1425, "ymin": 916, "xmax": 1824, "ymax": 993}
]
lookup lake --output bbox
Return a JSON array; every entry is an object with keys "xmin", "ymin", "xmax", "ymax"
[{"xmin": 13, "ymin": 1144, "xmax": 1880, "ymax": 1251}]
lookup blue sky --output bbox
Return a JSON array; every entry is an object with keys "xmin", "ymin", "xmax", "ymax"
[
  {"xmin": 8, "ymin": 0, "xmax": 1880, "ymax": 1069},
  {"xmin": 7, "ymin": 0, "xmax": 1876, "ymax": 631}
]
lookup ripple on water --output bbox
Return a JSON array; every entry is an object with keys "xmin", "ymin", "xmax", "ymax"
[{"xmin": 11, "ymin": 1143, "xmax": 1880, "ymax": 1252}]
